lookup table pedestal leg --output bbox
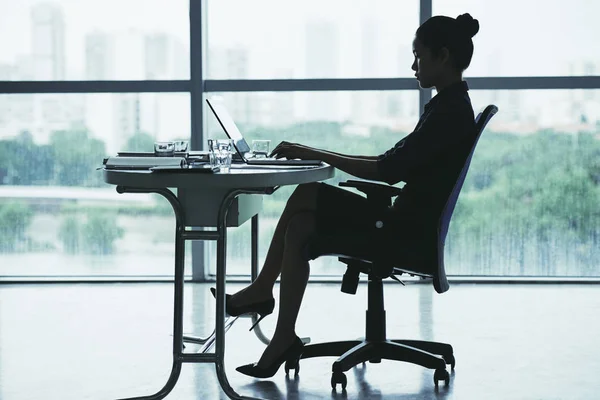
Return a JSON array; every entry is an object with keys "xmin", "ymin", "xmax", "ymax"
[
  {"xmin": 115, "ymin": 186, "xmax": 270, "ymax": 400},
  {"xmin": 117, "ymin": 189, "xmax": 185, "ymax": 400}
]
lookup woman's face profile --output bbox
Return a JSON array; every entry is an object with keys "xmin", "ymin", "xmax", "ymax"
[{"xmin": 411, "ymin": 38, "xmax": 447, "ymax": 89}]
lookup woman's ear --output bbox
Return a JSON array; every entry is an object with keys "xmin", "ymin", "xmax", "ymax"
[{"xmin": 438, "ymin": 47, "xmax": 451, "ymax": 66}]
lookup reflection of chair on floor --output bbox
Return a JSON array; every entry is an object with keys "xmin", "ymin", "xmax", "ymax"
[{"xmin": 297, "ymin": 105, "xmax": 499, "ymax": 390}]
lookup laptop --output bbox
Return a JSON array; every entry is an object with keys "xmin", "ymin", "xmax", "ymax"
[{"xmin": 206, "ymin": 98, "xmax": 322, "ymax": 166}]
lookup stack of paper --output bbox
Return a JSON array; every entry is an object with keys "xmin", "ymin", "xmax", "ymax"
[{"xmin": 103, "ymin": 157, "xmax": 187, "ymax": 170}]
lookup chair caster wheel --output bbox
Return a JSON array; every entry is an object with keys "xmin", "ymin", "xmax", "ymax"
[
  {"xmin": 285, "ymin": 359, "xmax": 300, "ymax": 376},
  {"xmin": 331, "ymin": 371, "xmax": 347, "ymax": 390},
  {"xmin": 444, "ymin": 353, "xmax": 456, "ymax": 370},
  {"xmin": 433, "ymin": 368, "xmax": 450, "ymax": 387}
]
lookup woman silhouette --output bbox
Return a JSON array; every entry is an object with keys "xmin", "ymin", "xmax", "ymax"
[{"xmin": 212, "ymin": 13, "xmax": 480, "ymax": 378}]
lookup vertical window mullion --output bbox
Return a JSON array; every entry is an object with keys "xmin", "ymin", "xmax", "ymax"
[
  {"xmin": 190, "ymin": 0, "xmax": 207, "ymax": 281},
  {"xmin": 419, "ymin": 0, "xmax": 433, "ymax": 113}
]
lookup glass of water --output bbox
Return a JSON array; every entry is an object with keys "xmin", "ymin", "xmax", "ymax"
[
  {"xmin": 251, "ymin": 139, "xmax": 271, "ymax": 158},
  {"xmin": 215, "ymin": 139, "xmax": 233, "ymax": 172},
  {"xmin": 173, "ymin": 140, "xmax": 189, "ymax": 152},
  {"xmin": 154, "ymin": 141, "xmax": 175, "ymax": 157}
]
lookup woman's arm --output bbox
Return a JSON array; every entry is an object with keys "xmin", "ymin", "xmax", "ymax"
[
  {"xmin": 297, "ymin": 144, "xmax": 378, "ymax": 161},
  {"xmin": 313, "ymin": 150, "xmax": 381, "ymax": 181},
  {"xmin": 270, "ymin": 142, "xmax": 382, "ymax": 181}
]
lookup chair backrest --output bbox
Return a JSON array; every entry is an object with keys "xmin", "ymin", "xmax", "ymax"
[{"xmin": 433, "ymin": 104, "xmax": 498, "ymax": 293}]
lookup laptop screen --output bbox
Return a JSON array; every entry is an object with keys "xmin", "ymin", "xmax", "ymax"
[{"xmin": 206, "ymin": 99, "xmax": 251, "ymax": 158}]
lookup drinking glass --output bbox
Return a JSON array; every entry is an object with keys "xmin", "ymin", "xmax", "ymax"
[
  {"xmin": 215, "ymin": 139, "xmax": 233, "ymax": 172},
  {"xmin": 173, "ymin": 140, "xmax": 189, "ymax": 152},
  {"xmin": 251, "ymin": 139, "xmax": 271, "ymax": 158},
  {"xmin": 154, "ymin": 141, "xmax": 175, "ymax": 157}
]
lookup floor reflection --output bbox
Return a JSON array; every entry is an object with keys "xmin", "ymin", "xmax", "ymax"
[{"xmin": 1, "ymin": 283, "xmax": 599, "ymax": 399}]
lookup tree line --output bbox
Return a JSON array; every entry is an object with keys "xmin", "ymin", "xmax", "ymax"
[{"xmin": 0, "ymin": 123, "xmax": 598, "ymax": 274}]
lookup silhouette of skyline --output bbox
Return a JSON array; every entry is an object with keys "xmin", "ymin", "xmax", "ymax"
[
  {"xmin": 0, "ymin": 0, "xmax": 599, "ymax": 150},
  {"xmin": 2, "ymin": 0, "xmax": 599, "ymax": 78}
]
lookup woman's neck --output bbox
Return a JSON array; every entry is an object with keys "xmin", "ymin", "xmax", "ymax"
[{"xmin": 435, "ymin": 75, "xmax": 463, "ymax": 93}]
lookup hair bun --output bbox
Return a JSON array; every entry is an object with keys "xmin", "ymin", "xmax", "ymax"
[{"xmin": 456, "ymin": 13, "xmax": 479, "ymax": 38}]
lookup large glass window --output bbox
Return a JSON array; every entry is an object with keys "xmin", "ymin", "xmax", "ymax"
[
  {"xmin": 0, "ymin": 0, "xmax": 189, "ymax": 80},
  {"xmin": 433, "ymin": 0, "xmax": 600, "ymax": 77},
  {"xmin": 207, "ymin": 90, "xmax": 600, "ymax": 277},
  {"xmin": 206, "ymin": 0, "xmax": 419, "ymax": 79},
  {"xmin": 448, "ymin": 90, "xmax": 600, "ymax": 276},
  {"xmin": 2, "ymin": 1, "xmax": 599, "ymax": 280},
  {"xmin": 0, "ymin": 93, "xmax": 191, "ymax": 277}
]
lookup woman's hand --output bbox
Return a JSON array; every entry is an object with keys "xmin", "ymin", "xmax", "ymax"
[{"xmin": 270, "ymin": 141, "xmax": 319, "ymax": 160}]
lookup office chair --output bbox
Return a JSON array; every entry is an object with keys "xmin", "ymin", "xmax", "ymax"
[{"xmin": 292, "ymin": 105, "xmax": 499, "ymax": 390}]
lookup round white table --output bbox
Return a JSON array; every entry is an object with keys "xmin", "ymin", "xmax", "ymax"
[
  {"xmin": 103, "ymin": 163, "xmax": 335, "ymax": 400},
  {"xmin": 104, "ymin": 164, "xmax": 335, "ymax": 189}
]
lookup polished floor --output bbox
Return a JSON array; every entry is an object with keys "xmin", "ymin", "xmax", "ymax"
[{"xmin": 0, "ymin": 282, "xmax": 598, "ymax": 400}]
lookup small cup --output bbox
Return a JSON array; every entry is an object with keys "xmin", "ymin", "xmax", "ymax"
[
  {"xmin": 251, "ymin": 139, "xmax": 271, "ymax": 158},
  {"xmin": 173, "ymin": 140, "xmax": 189, "ymax": 152},
  {"xmin": 154, "ymin": 141, "xmax": 175, "ymax": 157},
  {"xmin": 215, "ymin": 139, "xmax": 233, "ymax": 172}
]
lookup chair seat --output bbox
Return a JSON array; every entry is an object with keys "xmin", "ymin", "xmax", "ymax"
[{"xmin": 304, "ymin": 234, "xmax": 436, "ymax": 278}]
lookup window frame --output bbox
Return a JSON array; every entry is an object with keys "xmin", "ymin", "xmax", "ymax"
[{"xmin": 1, "ymin": 0, "xmax": 599, "ymax": 282}]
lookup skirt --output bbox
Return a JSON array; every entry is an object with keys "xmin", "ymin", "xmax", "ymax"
[{"xmin": 308, "ymin": 182, "xmax": 425, "ymax": 266}]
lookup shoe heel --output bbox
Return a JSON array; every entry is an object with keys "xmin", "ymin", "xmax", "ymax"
[
  {"xmin": 249, "ymin": 313, "xmax": 268, "ymax": 331},
  {"xmin": 284, "ymin": 357, "xmax": 301, "ymax": 376}
]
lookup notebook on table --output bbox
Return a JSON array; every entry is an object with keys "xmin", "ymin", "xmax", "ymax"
[
  {"xmin": 206, "ymin": 98, "xmax": 322, "ymax": 167},
  {"xmin": 103, "ymin": 156, "xmax": 187, "ymax": 170}
]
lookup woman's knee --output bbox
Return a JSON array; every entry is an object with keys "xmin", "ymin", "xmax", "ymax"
[
  {"xmin": 294, "ymin": 182, "xmax": 320, "ymax": 195},
  {"xmin": 287, "ymin": 182, "xmax": 320, "ymax": 208}
]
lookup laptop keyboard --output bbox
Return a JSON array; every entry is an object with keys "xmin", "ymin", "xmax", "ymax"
[{"xmin": 246, "ymin": 158, "xmax": 322, "ymax": 166}]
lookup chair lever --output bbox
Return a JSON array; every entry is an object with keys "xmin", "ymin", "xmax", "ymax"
[{"xmin": 390, "ymin": 274, "xmax": 405, "ymax": 286}]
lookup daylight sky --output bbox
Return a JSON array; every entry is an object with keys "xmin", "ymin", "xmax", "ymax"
[{"xmin": 0, "ymin": 0, "xmax": 598, "ymax": 79}]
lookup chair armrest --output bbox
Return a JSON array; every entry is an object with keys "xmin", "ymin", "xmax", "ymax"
[{"xmin": 339, "ymin": 180, "xmax": 403, "ymax": 205}]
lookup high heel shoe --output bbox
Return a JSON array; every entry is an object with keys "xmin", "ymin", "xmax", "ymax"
[
  {"xmin": 210, "ymin": 288, "xmax": 275, "ymax": 331},
  {"xmin": 236, "ymin": 336, "xmax": 304, "ymax": 378}
]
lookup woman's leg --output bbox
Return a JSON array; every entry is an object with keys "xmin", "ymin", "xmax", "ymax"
[
  {"xmin": 229, "ymin": 182, "xmax": 320, "ymax": 306},
  {"xmin": 255, "ymin": 211, "xmax": 316, "ymax": 367}
]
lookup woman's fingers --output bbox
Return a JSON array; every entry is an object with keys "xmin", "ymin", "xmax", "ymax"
[
  {"xmin": 271, "ymin": 141, "xmax": 287, "ymax": 154},
  {"xmin": 270, "ymin": 142, "xmax": 304, "ymax": 159}
]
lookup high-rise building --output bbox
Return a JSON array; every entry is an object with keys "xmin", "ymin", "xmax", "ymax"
[
  {"xmin": 15, "ymin": 55, "xmax": 35, "ymax": 81},
  {"xmin": 86, "ymin": 29, "xmax": 146, "ymax": 79},
  {"xmin": 208, "ymin": 47, "xmax": 252, "ymax": 126},
  {"xmin": 31, "ymin": 2, "xmax": 65, "ymax": 80},
  {"xmin": 267, "ymin": 91, "xmax": 295, "ymax": 128},
  {"xmin": 84, "ymin": 30, "xmax": 145, "ymax": 152},
  {"xmin": 85, "ymin": 31, "xmax": 114, "ymax": 80},
  {"xmin": 115, "ymin": 30, "xmax": 146, "ymax": 79},
  {"xmin": 305, "ymin": 20, "xmax": 339, "ymax": 122},
  {"xmin": 351, "ymin": 18, "xmax": 381, "ymax": 126},
  {"xmin": 142, "ymin": 34, "xmax": 189, "ymax": 143},
  {"xmin": 83, "ymin": 31, "xmax": 113, "ymax": 150},
  {"xmin": 0, "ymin": 64, "xmax": 16, "ymax": 80},
  {"xmin": 208, "ymin": 46, "xmax": 249, "ymax": 80},
  {"xmin": 245, "ymin": 69, "xmax": 296, "ymax": 129},
  {"xmin": 115, "ymin": 94, "xmax": 141, "ymax": 141},
  {"xmin": 27, "ymin": 3, "xmax": 87, "ymax": 144},
  {"xmin": 145, "ymin": 33, "xmax": 187, "ymax": 80}
]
